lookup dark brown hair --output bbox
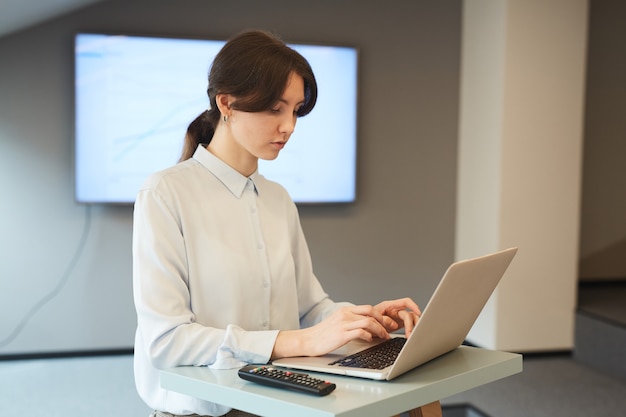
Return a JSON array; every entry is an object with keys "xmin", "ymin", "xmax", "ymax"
[{"xmin": 179, "ymin": 30, "xmax": 318, "ymax": 161}]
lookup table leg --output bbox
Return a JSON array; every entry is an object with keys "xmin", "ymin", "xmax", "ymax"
[{"xmin": 392, "ymin": 401, "xmax": 442, "ymax": 417}]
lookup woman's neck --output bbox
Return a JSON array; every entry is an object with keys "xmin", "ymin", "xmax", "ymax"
[{"xmin": 206, "ymin": 129, "xmax": 258, "ymax": 177}]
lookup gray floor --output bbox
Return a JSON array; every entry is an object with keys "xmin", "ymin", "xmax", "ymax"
[
  {"xmin": 1, "ymin": 353, "xmax": 626, "ymax": 417},
  {"xmin": 444, "ymin": 354, "xmax": 626, "ymax": 417},
  {"xmin": 578, "ymin": 281, "xmax": 626, "ymax": 325},
  {"xmin": 0, "ymin": 354, "xmax": 151, "ymax": 417}
]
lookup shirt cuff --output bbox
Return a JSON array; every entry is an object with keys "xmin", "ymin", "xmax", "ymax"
[{"xmin": 209, "ymin": 325, "xmax": 279, "ymax": 370}]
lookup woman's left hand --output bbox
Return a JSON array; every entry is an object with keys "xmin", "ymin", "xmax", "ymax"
[{"xmin": 373, "ymin": 298, "xmax": 421, "ymax": 337}]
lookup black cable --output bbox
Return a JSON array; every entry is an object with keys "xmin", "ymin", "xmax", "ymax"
[{"xmin": 0, "ymin": 204, "xmax": 93, "ymax": 348}]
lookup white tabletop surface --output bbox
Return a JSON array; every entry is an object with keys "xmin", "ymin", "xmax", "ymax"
[{"xmin": 160, "ymin": 345, "xmax": 522, "ymax": 417}]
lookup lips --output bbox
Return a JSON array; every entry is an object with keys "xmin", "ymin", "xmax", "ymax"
[{"xmin": 271, "ymin": 141, "xmax": 286, "ymax": 150}]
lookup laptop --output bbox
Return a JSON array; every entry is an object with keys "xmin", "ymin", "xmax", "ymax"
[{"xmin": 272, "ymin": 247, "xmax": 518, "ymax": 380}]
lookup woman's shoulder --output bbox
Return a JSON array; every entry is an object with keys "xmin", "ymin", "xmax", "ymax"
[
  {"xmin": 140, "ymin": 158, "xmax": 199, "ymax": 191},
  {"xmin": 256, "ymin": 174, "xmax": 292, "ymax": 200}
]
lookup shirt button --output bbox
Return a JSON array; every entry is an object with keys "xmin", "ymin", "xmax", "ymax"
[{"xmin": 263, "ymin": 281, "xmax": 269, "ymax": 288}]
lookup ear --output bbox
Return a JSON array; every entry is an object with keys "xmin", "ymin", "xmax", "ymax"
[{"xmin": 215, "ymin": 94, "xmax": 232, "ymax": 119}]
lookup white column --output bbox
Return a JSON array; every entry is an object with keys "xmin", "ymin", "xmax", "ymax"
[{"xmin": 457, "ymin": 0, "xmax": 588, "ymax": 351}]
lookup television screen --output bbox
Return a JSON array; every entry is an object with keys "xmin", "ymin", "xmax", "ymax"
[{"xmin": 74, "ymin": 33, "xmax": 358, "ymax": 204}]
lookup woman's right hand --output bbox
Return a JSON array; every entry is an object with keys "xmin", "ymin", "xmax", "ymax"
[{"xmin": 271, "ymin": 304, "xmax": 392, "ymax": 359}]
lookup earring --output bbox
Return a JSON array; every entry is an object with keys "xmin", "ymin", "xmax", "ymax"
[{"xmin": 223, "ymin": 115, "xmax": 228, "ymax": 122}]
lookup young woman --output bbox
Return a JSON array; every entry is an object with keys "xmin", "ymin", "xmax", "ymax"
[{"xmin": 133, "ymin": 29, "xmax": 421, "ymax": 417}]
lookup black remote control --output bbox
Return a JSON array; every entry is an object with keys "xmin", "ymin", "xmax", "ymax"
[{"xmin": 238, "ymin": 365, "xmax": 336, "ymax": 396}]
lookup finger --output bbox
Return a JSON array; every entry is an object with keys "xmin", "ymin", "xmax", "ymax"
[
  {"xmin": 399, "ymin": 310, "xmax": 419, "ymax": 336},
  {"xmin": 349, "ymin": 304, "xmax": 386, "ymax": 325},
  {"xmin": 345, "ymin": 328, "xmax": 381, "ymax": 343},
  {"xmin": 376, "ymin": 298, "xmax": 421, "ymax": 318},
  {"xmin": 396, "ymin": 298, "xmax": 421, "ymax": 317},
  {"xmin": 381, "ymin": 315, "xmax": 399, "ymax": 332},
  {"xmin": 347, "ymin": 316, "xmax": 390, "ymax": 340},
  {"xmin": 402, "ymin": 298, "xmax": 421, "ymax": 315}
]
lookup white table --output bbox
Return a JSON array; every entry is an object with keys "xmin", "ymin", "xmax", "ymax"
[{"xmin": 160, "ymin": 346, "xmax": 522, "ymax": 417}]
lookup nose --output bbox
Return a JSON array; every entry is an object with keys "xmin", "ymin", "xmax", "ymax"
[{"xmin": 279, "ymin": 113, "xmax": 297, "ymax": 135}]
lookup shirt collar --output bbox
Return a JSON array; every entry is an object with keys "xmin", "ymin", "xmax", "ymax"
[{"xmin": 192, "ymin": 144, "xmax": 260, "ymax": 198}]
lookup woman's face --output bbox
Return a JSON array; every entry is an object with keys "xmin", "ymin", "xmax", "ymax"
[{"xmin": 228, "ymin": 72, "xmax": 305, "ymax": 163}]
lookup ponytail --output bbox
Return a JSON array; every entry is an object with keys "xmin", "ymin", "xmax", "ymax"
[{"xmin": 179, "ymin": 107, "xmax": 220, "ymax": 162}]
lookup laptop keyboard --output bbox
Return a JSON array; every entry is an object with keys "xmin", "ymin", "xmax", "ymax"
[{"xmin": 328, "ymin": 337, "xmax": 407, "ymax": 369}]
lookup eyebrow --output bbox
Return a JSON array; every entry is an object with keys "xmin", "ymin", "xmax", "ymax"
[{"xmin": 277, "ymin": 97, "xmax": 306, "ymax": 106}]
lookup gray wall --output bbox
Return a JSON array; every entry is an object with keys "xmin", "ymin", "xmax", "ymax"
[
  {"xmin": 2, "ymin": 0, "xmax": 623, "ymax": 356},
  {"xmin": 0, "ymin": 0, "xmax": 461, "ymax": 355}
]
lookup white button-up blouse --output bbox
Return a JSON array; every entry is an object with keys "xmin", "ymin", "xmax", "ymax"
[{"xmin": 132, "ymin": 145, "xmax": 346, "ymax": 415}]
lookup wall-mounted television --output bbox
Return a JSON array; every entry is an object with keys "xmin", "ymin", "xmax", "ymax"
[{"xmin": 74, "ymin": 32, "xmax": 358, "ymax": 204}]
